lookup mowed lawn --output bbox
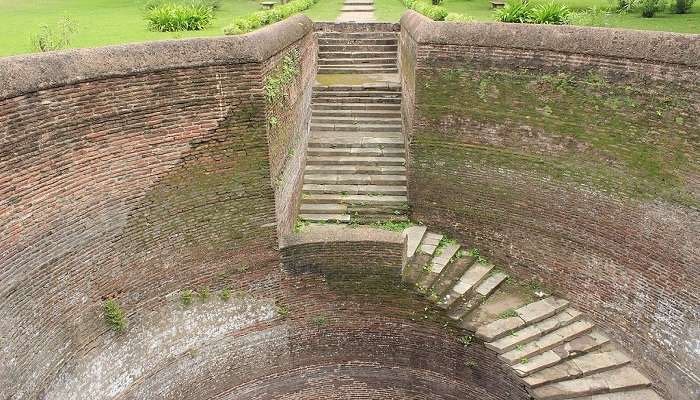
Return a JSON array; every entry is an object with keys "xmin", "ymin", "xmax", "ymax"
[
  {"xmin": 375, "ymin": 0, "xmax": 700, "ymax": 33},
  {"xmin": 0, "ymin": 0, "xmax": 343, "ymax": 57},
  {"xmin": 0, "ymin": 0, "xmax": 696, "ymax": 57}
]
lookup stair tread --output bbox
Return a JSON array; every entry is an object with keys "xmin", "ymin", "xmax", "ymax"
[
  {"xmin": 307, "ymin": 148, "xmax": 404, "ymax": 157},
  {"xmin": 476, "ymin": 297, "xmax": 571, "ymax": 341},
  {"xmin": 524, "ymin": 350, "xmax": 631, "ymax": 388},
  {"xmin": 305, "ymin": 174, "xmax": 406, "ymax": 185},
  {"xmin": 418, "ymin": 232, "xmax": 443, "ymax": 255},
  {"xmin": 403, "ymin": 225, "xmax": 427, "ymax": 259},
  {"xmin": 500, "ymin": 320, "xmax": 595, "ymax": 365},
  {"xmin": 486, "ymin": 307, "xmax": 584, "ymax": 353},
  {"xmin": 430, "ymin": 244, "xmax": 461, "ymax": 273},
  {"xmin": 513, "ymin": 330, "xmax": 611, "ymax": 377},
  {"xmin": 441, "ymin": 261, "xmax": 494, "ymax": 310},
  {"xmin": 303, "ymin": 183, "xmax": 407, "ymax": 195},
  {"xmin": 300, "ymin": 203, "xmax": 348, "ymax": 213},
  {"xmin": 532, "ymin": 366, "xmax": 651, "ymax": 400},
  {"xmin": 299, "ymin": 213, "xmax": 350, "ymax": 222},
  {"xmin": 306, "ymin": 156, "xmax": 405, "ymax": 166},
  {"xmin": 303, "ymin": 193, "xmax": 408, "ymax": 204},
  {"xmin": 305, "ymin": 165, "xmax": 406, "ymax": 174}
]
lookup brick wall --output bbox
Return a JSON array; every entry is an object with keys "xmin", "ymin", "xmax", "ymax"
[
  {"xmin": 400, "ymin": 11, "xmax": 699, "ymax": 400},
  {"xmin": 0, "ymin": 16, "xmax": 313, "ymax": 398}
]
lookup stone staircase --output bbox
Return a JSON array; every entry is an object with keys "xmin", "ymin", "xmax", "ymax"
[
  {"xmin": 337, "ymin": 0, "xmax": 376, "ymax": 23},
  {"xmin": 317, "ymin": 30, "xmax": 398, "ymax": 74},
  {"xmin": 401, "ymin": 226, "xmax": 664, "ymax": 400},
  {"xmin": 299, "ymin": 27, "xmax": 406, "ymax": 224}
]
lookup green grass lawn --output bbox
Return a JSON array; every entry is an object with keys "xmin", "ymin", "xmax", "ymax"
[{"xmin": 376, "ymin": 0, "xmax": 700, "ymax": 33}]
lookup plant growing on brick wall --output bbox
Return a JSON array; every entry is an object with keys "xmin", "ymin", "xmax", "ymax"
[
  {"xmin": 312, "ymin": 315, "xmax": 327, "ymax": 327},
  {"xmin": 197, "ymin": 287, "xmax": 210, "ymax": 302},
  {"xmin": 103, "ymin": 299, "xmax": 127, "ymax": 333},
  {"xmin": 219, "ymin": 288, "xmax": 231, "ymax": 301},
  {"xmin": 459, "ymin": 334, "xmax": 474, "ymax": 347},
  {"xmin": 264, "ymin": 49, "xmax": 301, "ymax": 106},
  {"xmin": 180, "ymin": 289, "xmax": 194, "ymax": 306}
]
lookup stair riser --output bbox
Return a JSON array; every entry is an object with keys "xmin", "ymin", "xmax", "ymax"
[
  {"xmin": 300, "ymin": 204, "xmax": 408, "ymax": 214},
  {"xmin": 312, "ymin": 125, "xmax": 401, "ymax": 133},
  {"xmin": 312, "ymin": 103, "xmax": 401, "ymax": 111},
  {"xmin": 303, "ymin": 198, "xmax": 407, "ymax": 206},
  {"xmin": 307, "ymin": 140, "xmax": 403, "ymax": 149},
  {"xmin": 303, "ymin": 187, "xmax": 407, "ymax": 195},
  {"xmin": 318, "ymin": 32, "xmax": 398, "ymax": 40},
  {"xmin": 319, "ymin": 39, "xmax": 397, "ymax": 46},
  {"xmin": 306, "ymin": 159, "xmax": 405, "ymax": 166},
  {"xmin": 307, "ymin": 148, "xmax": 404, "ymax": 156},
  {"xmin": 314, "ymin": 85, "xmax": 400, "ymax": 92},
  {"xmin": 320, "ymin": 45, "xmax": 398, "ymax": 52},
  {"xmin": 313, "ymin": 91, "xmax": 401, "ymax": 98},
  {"xmin": 320, "ymin": 51, "xmax": 397, "ymax": 59},
  {"xmin": 304, "ymin": 177, "xmax": 406, "ymax": 186},
  {"xmin": 311, "ymin": 118, "xmax": 402, "ymax": 125},
  {"xmin": 527, "ymin": 360, "xmax": 631, "ymax": 389},
  {"xmin": 312, "ymin": 97, "xmax": 401, "ymax": 104},
  {"xmin": 306, "ymin": 166, "xmax": 406, "ymax": 175},
  {"xmin": 319, "ymin": 58, "xmax": 396, "ymax": 66},
  {"xmin": 312, "ymin": 111, "xmax": 401, "ymax": 118},
  {"xmin": 319, "ymin": 67, "xmax": 399, "ymax": 74}
]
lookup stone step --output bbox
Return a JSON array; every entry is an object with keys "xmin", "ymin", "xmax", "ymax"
[
  {"xmin": 304, "ymin": 174, "xmax": 406, "ymax": 186},
  {"xmin": 319, "ymin": 66, "xmax": 399, "ymax": 74},
  {"xmin": 312, "ymin": 109, "xmax": 401, "ymax": 119},
  {"xmin": 311, "ymin": 116, "xmax": 402, "ymax": 125},
  {"xmin": 311, "ymin": 123, "xmax": 402, "ymax": 133},
  {"xmin": 320, "ymin": 44, "xmax": 398, "ymax": 52},
  {"xmin": 319, "ymin": 58, "xmax": 396, "ymax": 66},
  {"xmin": 512, "ymin": 330, "xmax": 611, "ymax": 377},
  {"xmin": 319, "ymin": 38, "xmax": 397, "ymax": 46},
  {"xmin": 314, "ymin": 82, "xmax": 401, "ymax": 91},
  {"xmin": 303, "ymin": 193, "xmax": 407, "ymax": 206},
  {"xmin": 403, "ymin": 225, "xmax": 427, "ymax": 259},
  {"xmin": 317, "ymin": 31, "xmax": 397, "ymax": 39},
  {"xmin": 313, "ymin": 90, "xmax": 400, "ymax": 98},
  {"xmin": 306, "ymin": 147, "xmax": 404, "ymax": 157},
  {"xmin": 302, "ymin": 184, "xmax": 407, "ymax": 196},
  {"xmin": 524, "ymin": 351, "xmax": 631, "ymax": 388},
  {"xmin": 347, "ymin": 204, "xmax": 408, "ymax": 215},
  {"xmin": 312, "ymin": 102, "xmax": 401, "ymax": 111},
  {"xmin": 319, "ymin": 51, "xmax": 397, "ymax": 60},
  {"xmin": 300, "ymin": 203, "xmax": 347, "ymax": 214},
  {"xmin": 306, "ymin": 155, "xmax": 405, "ymax": 166},
  {"xmin": 579, "ymin": 389, "xmax": 663, "ymax": 400},
  {"xmin": 305, "ymin": 164, "xmax": 405, "ymax": 175},
  {"xmin": 403, "ymin": 252, "xmax": 432, "ymax": 285},
  {"xmin": 312, "ymin": 96, "xmax": 401, "ymax": 104},
  {"xmin": 418, "ymin": 232, "xmax": 443, "ymax": 256},
  {"xmin": 416, "ymin": 243, "xmax": 460, "ymax": 292},
  {"xmin": 299, "ymin": 213, "xmax": 350, "ymax": 223},
  {"xmin": 308, "ymin": 136, "xmax": 403, "ymax": 148},
  {"xmin": 341, "ymin": 5, "xmax": 375, "ymax": 11},
  {"xmin": 476, "ymin": 297, "xmax": 571, "ymax": 341},
  {"xmin": 440, "ymin": 261, "xmax": 493, "ymax": 310},
  {"xmin": 343, "ymin": 0, "xmax": 374, "ymax": 5},
  {"xmin": 430, "ymin": 254, "xmax": 476, "ymax": 297},
  {"xmin": 499, "ymin": 320, "xmax": 595, "ymax": 365},
  {"xmin": 447, "ymin": 272, "xmax": 508, "ymax": 320},
  {"xmin": 531, "ymin": 366, "xmax": 651, "ymax": 400},
  {"xmin": 486, "ymin": 307, "xmax": 584, "ymax": 354}
]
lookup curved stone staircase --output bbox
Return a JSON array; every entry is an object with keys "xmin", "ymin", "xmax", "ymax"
[{"xmin": 401, "ymin": 225, "xmax": 664, "ymax": 400}]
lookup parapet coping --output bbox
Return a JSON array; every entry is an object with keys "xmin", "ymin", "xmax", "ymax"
[
  {"xmin": 280, "ymin": 225, "xmax": 405, "ymax": 248},
  {"xmin": 400, "ymin": 10, "xmax": 700, "ymax": 67},
  {"xmin": 0, "ymin": 14, "xmax": 313, "ymax": 100}
]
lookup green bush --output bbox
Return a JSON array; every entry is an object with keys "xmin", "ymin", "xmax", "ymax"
[
  {"xmin": 639, "ymin": 0, "xmax": 666, "ymax": 16},
  {"xmin": 145, "ymin": 2, "xmax": 214, "ymax": 32},
  {"xmin": 31, "ymin": 15, "xmax": 78, "ymax": 52},
  {"xmin": 103, "ymin": 299, "xmax": 127, "ymax": 333},
  {"xmin": 224, "ymin": 0, "xmax": 317, "ymax": 35},
  {"xmin": 672, "ymin": 0, "xmax": 694, "ymax": 13},
  {"xmin": 531, "ymin": 2, "xmax": 571, "ymax": 24},
  {"xmin": 404, "ymin": 0, "xmax": 449, "ymax": 20},
  {"xmin": 496, "ymin": 0, "xmax": 534, "ymax": 23},
  {"xmin": 445, "ymin": 12, "xmax": 475, "ymax": 22}
]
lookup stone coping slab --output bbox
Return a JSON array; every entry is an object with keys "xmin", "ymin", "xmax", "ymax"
[
  {"xmin": 400, "ymin": 10, "xmax": 700, "ymax": 67},
  {"xmin": 0, "ymin": 14, "xmax": 313, "ymax": 100}
]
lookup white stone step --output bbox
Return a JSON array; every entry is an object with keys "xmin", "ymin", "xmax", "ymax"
[
  {"xmin": 524, "ymin": 351, "xmax": 631, "ymax": 388},
  {"xmin": 429, "ymin": 243, "xmax": 460, "ymax": 274},
  {"xmin": 302, "ymin": 184, "xmax": 407, "ymax": 195},
  {"xmin": 303, "ymin": 193, "xmax": 407, "ymax": 206},
  {"xmin": 445, "ymin": 271, "xmax": 508, "ymax": 319},
  {"xmin": 305, "ymin": 165, "xmax": 405, "ymax": 175},
  {"xmin": 440, "ymin": 261, "xmax": 493, "ymax": 310},
  {"xmin": 513, "ymin": 330, "xmax": 611, "ymax": 377},
  {"xmin": 306, "ymin": 147, "xmax": 404, "ymax": 157},
  {"xmin": 476, "ymin": 297, "xmax": 570, "ymax": 341},
  {"xmin": 299, "ymin": 213, "xmax": 350, "ymax": 223},
  {"xmin": 300, "ymin": 203, "xmax": 348, "ymax": 214},
  {"xmin": 304, "ymin": 174, "xmax": 405, "ymax": 186},
  {"xmin": 418, "ymin": 232, "xmax": 442, "ymax": 255},
  {"xmin": 532, "ymin": 366, "xmax": 651, "ymax": 400},
  {"xmin": 403, "ymin": 225, "xmax": 427, "ymax": 259},
  {"xmin": 306, "ymin": 156, "xmax": 405, "ymax": 166},
  {"xmin": 499, "ymin": 320, "xmax": 595, "ymax": 365},
  {"xmin": 308, "ymin": 136, "xmax": 403, "ymax": 148},
  {"xmin": 486, "ymin": 307, "xmax": 583, "ymax": 353},
  {"xmin": 312, "ymin": 102, "xmax": 401, "ymax": 111}
]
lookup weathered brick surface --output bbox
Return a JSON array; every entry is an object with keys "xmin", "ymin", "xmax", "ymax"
[
  {"xmin": 401, "ymin": 11, "xmax": 699, "ymax": 400},
  {"xmin": 0, "ymin": 17, "xmax": 314, "ymax": 399}
]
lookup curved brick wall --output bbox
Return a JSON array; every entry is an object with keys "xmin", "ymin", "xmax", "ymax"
[
  {"xmin": 0, "ymin": 16, "xmax": 316, "ymax": 398},
  {"xmin": 400, "ymin": 11, "xmax": 699, "ymax": 400}
]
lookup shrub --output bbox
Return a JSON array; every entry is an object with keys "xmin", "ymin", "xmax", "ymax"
[
  {"xmin": 615, "ymin": 0, "xmax": 639, "ymax": 11},
  {"xmin": 431, "ymin": 0, "xmax": 443, "ymax": 4},
  {"xmin": 408, "ymin": 0, "xmax": 450, "ymax": 20},
  {"xmin": 531, "ymin": 2, "xmax": 571, "ymax": 24},
  {"xmin": 639, "ymin": 0, "xmax": 666, "ymax": 16},
  {"xmin": 104, "ymin": 299, "xmax": 127, "ymax": 333},
  {"xmin": 496, "ymin": 0, "xmax": 534, "ymax": 23},
  {"xmin": 569, "ymin": 6, "xmax": 607, "ymax": 26},
  {"xmin": 224, "ymin": 0, "xmax": 317, "ymax": 35},
  {"xmin": 672, "ymin": 0, "xmax": 694, "ymax": 12},
  {"xmin": 145, "ymin": 2, "xmax": 214, "ymax": 32},
  {"xmin": 31, "ymin": 15, "xmax": 78, "ymax": 52}
]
